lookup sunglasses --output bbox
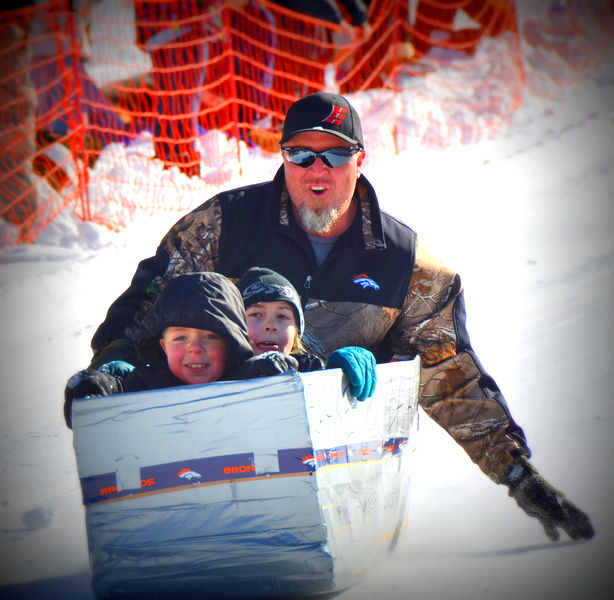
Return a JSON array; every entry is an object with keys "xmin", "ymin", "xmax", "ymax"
[{"xmin": 281, "ymin": 145, "xmax": 362, "ymax": 168}]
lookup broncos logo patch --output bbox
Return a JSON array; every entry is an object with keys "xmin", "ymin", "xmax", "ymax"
[{"xmin": 352, "ymin": 274, "xmax": 380, "ymax": 291}]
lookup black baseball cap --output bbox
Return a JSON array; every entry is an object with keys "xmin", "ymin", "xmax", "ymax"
[{"xmin": 280, "ymin": 92, "xmax": 364, "ymax": 148}]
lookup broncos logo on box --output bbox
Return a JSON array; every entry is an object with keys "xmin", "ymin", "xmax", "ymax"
[
  {"xmin": 177, "ymin": 468, "xmax": 202, "ymax": 480},
  {"xmin": 300, "ymin": 455, "xmax": 316, "ymax": 470}
]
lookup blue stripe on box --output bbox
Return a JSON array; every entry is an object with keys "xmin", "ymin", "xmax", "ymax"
[{"xmin": 80, "ymin": 438, "xmax": 409, "ymax": 506}]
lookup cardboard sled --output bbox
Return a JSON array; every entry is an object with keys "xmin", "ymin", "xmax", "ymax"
[{"xmin": 72, "ymin": 360, "xmax": 420, "ymax": 599}]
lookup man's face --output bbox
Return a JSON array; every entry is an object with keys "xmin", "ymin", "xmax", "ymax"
[{"xmin": 282, "ymin": 131, "xmax": 365, "ymax": 237}]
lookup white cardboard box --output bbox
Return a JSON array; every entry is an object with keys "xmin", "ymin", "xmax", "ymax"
[{"xmin": 72, "ymin": 360, "xmax": 420, "ymax": 599}]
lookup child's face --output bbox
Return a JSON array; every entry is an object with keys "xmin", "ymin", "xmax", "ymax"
[
  {"xmin": 159, "ymin": 327, "xmax": 228, "ymax": 385},
  {"xmin": 245, "ymin": 301, "xmax": 298, "ymax": 355}
]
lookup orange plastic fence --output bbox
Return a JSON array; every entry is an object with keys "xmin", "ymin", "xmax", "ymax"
[
  {"xmin": 0, "ymin": 0, "xmax": 89, "ymax": 245},
  {"xmin": 0, "ymin": 0, "xmax": 608, "ymax": 246}
]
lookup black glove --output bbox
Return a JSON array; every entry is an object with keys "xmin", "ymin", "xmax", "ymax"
[
  {"xmin": 232, "ymin": 351, "xmax": 299, "ymax": 380},
  {"xmin": 63, "ymin": 369, "xmax": 122, "ymax": 429},
  {"xmin": 500, "ymin": 457, "xmax": 595, "ymax": 542}
]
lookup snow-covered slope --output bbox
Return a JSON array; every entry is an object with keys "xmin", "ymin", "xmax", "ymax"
[{"xmin": 0, "ymin": 3, "xmax": 612, "ymax": 598}]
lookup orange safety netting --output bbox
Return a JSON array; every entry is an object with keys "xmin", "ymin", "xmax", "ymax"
[{"xmin": 0, "ymin": 0, "xmax": 607, "ymax": 246}]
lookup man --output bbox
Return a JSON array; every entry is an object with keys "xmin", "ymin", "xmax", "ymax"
[{"xmin": 88, "ymin": 92, "xmax": 593, "ymax": 542}]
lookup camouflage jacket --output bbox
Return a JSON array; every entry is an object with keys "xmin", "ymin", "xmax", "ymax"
[{"xmin": 92, "ymin": 167, "xmax": 529, "ymax": 481}]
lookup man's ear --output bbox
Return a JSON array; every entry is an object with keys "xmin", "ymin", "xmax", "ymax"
[
  {"xmin": 356, "ymin": 150, "xmax": 366, "ymax": 174},
  {"xmin": 159, "ymin": 338, "xmax": 166, "ymax": 353}
]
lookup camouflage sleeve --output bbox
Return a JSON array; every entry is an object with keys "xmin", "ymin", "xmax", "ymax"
[
  {"xmin": 388, "ymin": 241, "xmax": 530, "ymax": 482},
  {"xmin": 160, "ymin": 197, "xmax": 222, "ymax": 280},
  {"xmin": 91, "ymin": 197, "xmax": 223, "ymax": 354}
]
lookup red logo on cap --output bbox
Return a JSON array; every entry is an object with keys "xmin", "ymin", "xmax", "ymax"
[{"xmin": 322, "ymin": 105, "xmax": 348, "ymax": 126}]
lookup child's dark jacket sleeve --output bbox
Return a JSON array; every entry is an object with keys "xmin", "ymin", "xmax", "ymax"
[
  {"xmin": 63, "ymin": 368, "xmax": 124, "ymax": 428},
  {"xmin": 293, "ymin": 353, "xmax": 325, "ymax": 372}
]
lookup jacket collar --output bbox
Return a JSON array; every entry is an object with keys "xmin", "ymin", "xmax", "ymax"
[{"xmin": 271, "ymin": 166, "xmax": 386, "ymax": 252}]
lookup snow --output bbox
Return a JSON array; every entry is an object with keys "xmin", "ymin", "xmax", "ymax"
[{"xmin": 1, "ymin": 6, "xmax": 613, "ymax": 599}]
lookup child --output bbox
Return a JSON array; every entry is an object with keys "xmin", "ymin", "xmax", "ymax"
[
  {"xmin": 236, "ymin": 266, "xmax": 377, "ymax": 400},
  {"xmin": 236, "ymin": 266, "xmax": 316, "ymax": 367},
  {"xmin": 64, "ymin": 271, "xmax": 296, "ymax": 427}
]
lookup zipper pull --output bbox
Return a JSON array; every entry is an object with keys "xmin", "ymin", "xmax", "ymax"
[{"xmin": 304, "ymin": 275, "xmax": 312, "ymax": 289}]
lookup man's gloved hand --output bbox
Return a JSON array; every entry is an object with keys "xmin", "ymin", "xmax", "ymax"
[
  {"xmin": 500, "ymin": 457, "xmax": 595, "ymax": 542},
  {"xmin": 89, "ymin": 338, "xmax": 137, "ymax": 369},
  {"xmin": 233, "ymin": 351, "xmax": 299, "ymax": 380},
  {"xmin": 98, "ymin": 360, "xmax": 135, "ymax": 378},
  {"xmin": 63, "ymin": 369, "xmax": 122, "ymax": 429},
  {"xmin": 326, "ymin": 346, "xmax": 376, "ymax": 402}
]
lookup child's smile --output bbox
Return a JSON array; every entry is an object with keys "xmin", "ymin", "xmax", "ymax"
[{"xmin": 252, "ymin": 339, "xmax": 280, "ymax": 353}]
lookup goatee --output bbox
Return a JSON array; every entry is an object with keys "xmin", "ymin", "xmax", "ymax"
[{"xmin": 296, "ymin": 204, "xmax": 342, "ymax": 234}]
